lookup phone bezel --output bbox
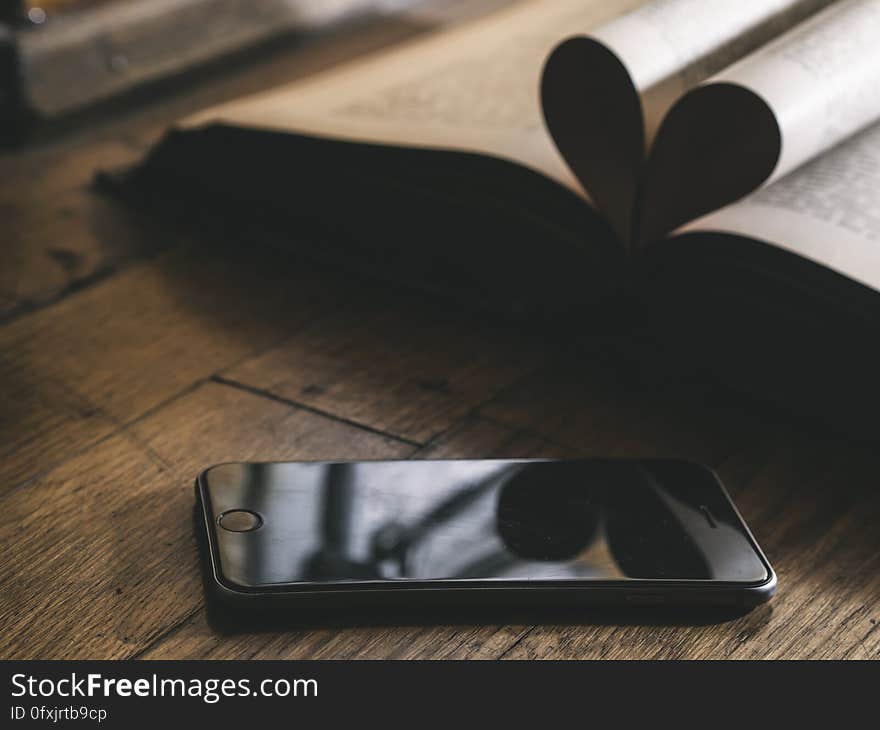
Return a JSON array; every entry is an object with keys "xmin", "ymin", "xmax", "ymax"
[{"xmin": 195, "ymin": 458, "xmax": 777, "ymax": 609}]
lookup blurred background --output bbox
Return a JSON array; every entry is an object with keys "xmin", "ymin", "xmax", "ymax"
[{"xmin": 0, "ymin": 0, "xmax": 511, "ymax": 142}]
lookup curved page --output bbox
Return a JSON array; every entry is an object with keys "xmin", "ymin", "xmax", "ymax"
[{"xmin": 541, "ymin": 0, "xmax": 831, "ymax": 243}]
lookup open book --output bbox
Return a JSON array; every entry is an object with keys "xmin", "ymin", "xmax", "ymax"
[{"xmin": 107, "ymin": 0, "xmax": 880, "ymax": 434}]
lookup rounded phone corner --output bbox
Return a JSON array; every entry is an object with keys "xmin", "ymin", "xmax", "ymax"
[
  {"xmin": 196, "ymin": 461, "xmax": 246, "ymax": 488},
  {"xmin": 207, "ymin": 570, "xmax": 255, "ymax": 600},
  {"xmin": 744, "ymin": 569, "xmax": 778, "ymax": 607}
]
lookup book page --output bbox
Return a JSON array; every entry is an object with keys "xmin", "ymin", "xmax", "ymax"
[
  {"xmin": 181, "ymin": 0, "xmax": 643, "ymax": 197},
  {"xmin": 630, "ymin": 0, "xmax": 880, "ymax": 245},
  {"xmin": 712, "ymin": 0, "xmax": 880, "ymax": 184},
  {"xmin": 681, "ymin": 121, "xmax": 880, "ymax": 292},
  {"xmin": 540, "ymin": 0, "xmax": 830, "ymax": 243},
  {"xmin": 590, "ymin": 0, "xmax": 832, "ymax": 141}
]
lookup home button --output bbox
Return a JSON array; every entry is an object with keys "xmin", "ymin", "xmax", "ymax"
[{"xmin": 218, "ymin": 510, "xmax": 263, "ymax": 532}]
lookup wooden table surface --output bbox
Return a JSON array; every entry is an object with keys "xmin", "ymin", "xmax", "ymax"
[{"xmin": 2, "ymin": 9, "xmax": 879, "ymax": 661}]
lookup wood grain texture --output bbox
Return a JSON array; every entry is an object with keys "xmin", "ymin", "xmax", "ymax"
[
  {"xmin": 0, "ymin": 140, "xmax": 153, "ymax": 320},
  {"xmin": 139, "ymin": 415, "xmax": 563, "ymax": 660},
  {"xmin": 478, "ymin": 356, "xmax": 774, "ymax": 467},
  {"xmin": 498, "ymin": 437, "xmax": 880, "ymax": 659},
  {"xmin": 135, "ymin": 413, "xmax": 880, "ymax": 660},
  {"xmin": 0, "ymin": 242, "xmax": 347, "ymax": 493},
  {"xmin": 223, "ymin": 300, "xmax": 545, "ymax": 443},
  {"xmin": 0, "ymin": 382, "xmax": 410, "ymax": 660},
  {"xmin": 0, "ymin": 367, "xmax": 117, "ymax": 492},
  {"xmin": 2, "ymin": 3, "xmax": 878, "ymax": 661}
]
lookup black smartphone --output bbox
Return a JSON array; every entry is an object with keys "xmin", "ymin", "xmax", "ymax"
[{"xmin": 194, "ymin": 458, "xmax": 776, "ymax": 616}]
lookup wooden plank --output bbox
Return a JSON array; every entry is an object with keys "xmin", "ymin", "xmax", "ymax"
[
  {"xmin": 499, "ymin": 435, "xmax": 880, "ymax": 659},
  {"xmin": 0, "ymin": 243, "xmax": 345, "ymax": 493},
  {"xmin": 222, "ymin": 301, "xmax": 544, "ymax": 444},
  {"xmin": 0, "ymin": 138, "xmax": 145, "ymax": 199},
  {"xmin": 0, "ymin": 215, "xmax": 548, "ymax": 494},
  {"xmin": 138, "ymin": 608, "xmax": 527, "ymax": 660},
  {"xmin": 1, "ymin": 187, "xmax": 168, "ymax": 321},
  {"xmin": 726, "ymin": 439, "xmax": 880, "ymax": 659},
  {"xmin": 140, "ymin": 414, "xmax": 880, "ymax": 660},
  {"xmin": 139, "ymin": 416, "xmax": 565, "ymax": 659},
  {"xmin": 0, "ymin": 365, "xmax": 117, "ymax": 491},
  {"xmin": 128, "ymin": 377, "xmax": 412, "ymax": 467},
  {"xmin": 478, "ymin": 356, "xmax": 780, "ymax": 467},
  {"xmin": 475, "ymin": 363, "xmax": 880, "ymax": 658},
  {"xmin": 0, "ymin": 432, "xmax": 192, "ymax": 660},
  {"xmin": 0, "ymin": 139, "xmax": 152, "ymax": 319},
  {"xmin": 140, "ymin": 611, "xmax": 533, "ymax": 660},
  {"xmin": 0, "ymin": 381, "xmax": 410, "ymax": 659},
  {"xmin": 414, "ymin": 415, "xmax": 567, "ymax": 460},
  {"xmin": 3, "ymin": 14, "xmax": 477, "ymax": 488}
]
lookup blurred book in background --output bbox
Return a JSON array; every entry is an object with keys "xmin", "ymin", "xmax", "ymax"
[{"xmin": 0, "ymin": 0, "xmax": 504, "ymax": 142}]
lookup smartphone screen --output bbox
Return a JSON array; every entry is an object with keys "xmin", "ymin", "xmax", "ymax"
[{"xmin": 198, "ymin": 459, "xmax": 770, "ymax": 592}]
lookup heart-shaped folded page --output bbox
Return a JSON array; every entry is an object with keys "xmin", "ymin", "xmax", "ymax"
[{"xmin": 542, "ymin": 37, "xmax": 782, "ymax": 248}]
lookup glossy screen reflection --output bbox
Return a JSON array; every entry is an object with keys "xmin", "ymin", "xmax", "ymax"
[{"xmin": 203, "ymin": 459, "xmax": 768, "ymax": 590}]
